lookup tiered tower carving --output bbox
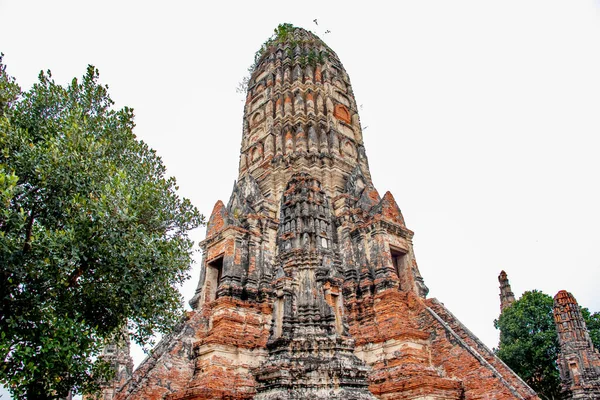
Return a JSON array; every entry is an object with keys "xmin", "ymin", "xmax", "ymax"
[
  {"xmin": 114, "ymin": 25, "xmax": 540, "ymax": 400},
  {"xmin": 554, "ymin": 290, "xmax": 600, "ymax": 399}
]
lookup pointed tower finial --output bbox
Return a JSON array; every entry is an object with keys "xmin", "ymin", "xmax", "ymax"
[{"xmin": 498, "ymin": 270, "xmax": 516, "ymax": 312}]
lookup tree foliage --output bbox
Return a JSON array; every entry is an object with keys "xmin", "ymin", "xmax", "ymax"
[
  {"xmin": 0, "ymin": 57, "xmax": 204, "ymax": 399},
  {"xmin": 581, "ymin": 307, "xmax": 600, "ymax": 350},
  {"xmin": 495, "ymin": 290, "xmax": 600, "ymax": 400}
]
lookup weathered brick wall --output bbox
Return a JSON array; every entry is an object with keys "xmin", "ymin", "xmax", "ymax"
[
  {"xmin": 346, "ymin": 289, "xmax": 540, "ymax": 400},
  {"xmin": 114, "ymin": 312, "xmax": 204, "ymax": 400},
  {"xmin": 178, "ymin": 299, "xmax": 271, "ymax": 400},
  {"xmin": 348, "ymin": 291, "xmax": 462, "ymax": 399},
  {"xmin": 116, "ymin": 298, "xmax": 271, "ymax": 400},
  {"xmin": 422, "ymin": 298, "xmax": 539, "ymax": 399}
]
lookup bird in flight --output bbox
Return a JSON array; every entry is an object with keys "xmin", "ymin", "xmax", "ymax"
[{"xmin": 313, "ymin": 19, "xmax": 318, "ymax": 25}]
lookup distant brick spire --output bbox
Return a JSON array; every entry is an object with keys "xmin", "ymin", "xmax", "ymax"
[
  {"xmin": 553, "ymin": 290, "xmax": 600, "ymax": 398},
  {"xmin": 498, "ymin": 270, "xmax": 516, "ymax": 312}
]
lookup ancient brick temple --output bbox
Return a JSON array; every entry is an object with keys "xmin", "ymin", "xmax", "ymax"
[
  {"xmin": 113, "ymin": 26, "xmax": 540, "ymax": 399},
  {"xmin": 554, "ymin": 291, "xmax": 600, "ymax": 399}
]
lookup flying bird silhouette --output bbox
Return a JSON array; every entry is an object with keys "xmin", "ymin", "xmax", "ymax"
[{"xmin": 313, "ymin": 19, "xmax": 318, "ymax": 25}]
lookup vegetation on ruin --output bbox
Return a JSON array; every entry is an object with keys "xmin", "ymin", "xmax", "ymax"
[
  {"xmin": 256, "ymin": 23, "xmax": 330, "ymax": 68},
  {"xmin": 495, "ymin": 290, "xmax": 600, "ymax": 400},
  {"xmin": 237, "ymin": 23, "xmax": 330, "ymax": 94},
  {"xmin": 0, "ymin": 57, "xmax": 204, "ymax": 399}
]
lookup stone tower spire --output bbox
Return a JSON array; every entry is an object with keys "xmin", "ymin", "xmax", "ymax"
[
  {"xmin": 553, "ymin": 290, "xmax": 600, "ymax": 398},
  {"xmin": 498, "ymin": 270, "xmax": 516, "ymax": 312},
  {"xmin": 114, "ymin": 24, "xmax": 541, "ymax": 400}
]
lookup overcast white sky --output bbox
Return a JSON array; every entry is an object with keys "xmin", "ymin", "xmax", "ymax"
[{"xmin": 2, "ymin": 1, "xmax": 600, "ymax": 397}]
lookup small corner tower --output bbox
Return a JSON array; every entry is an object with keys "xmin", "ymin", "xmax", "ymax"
[
  {"xmin": 86, "ymin": 333, "xmax": 134, "ymax": 400},
  {"xmin": 553, "ymin": 290, "xmax": 600, "ymax": 399}
]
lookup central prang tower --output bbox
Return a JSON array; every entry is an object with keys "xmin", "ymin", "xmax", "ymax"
[{"xmin": 115, "ymin": 25, "xmax": 541, "ymax": 400}]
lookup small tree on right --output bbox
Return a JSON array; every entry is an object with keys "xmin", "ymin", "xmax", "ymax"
[
  {"xmin": 495, "ymin": 290, "xmax": 563, "ymax": 399},
  {"xmin": 581, "ymin": 307, "xmax": 600, "ymax": 351}
]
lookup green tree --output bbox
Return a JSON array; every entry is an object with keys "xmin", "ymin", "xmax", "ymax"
[
  {"xmin": 495, "ymin": 290, "xmax": 562, "ymax": 399},
  {"xmin": 495, "ymin": 290, "xmax": 600, "ymax": 400},
  {"xmin": 581, "ymin": 307, "xmax": 600, "ymax": 350},
  {"xmin": 0, "ymin": 57, "xmax": 204, "ymax": 399}
]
